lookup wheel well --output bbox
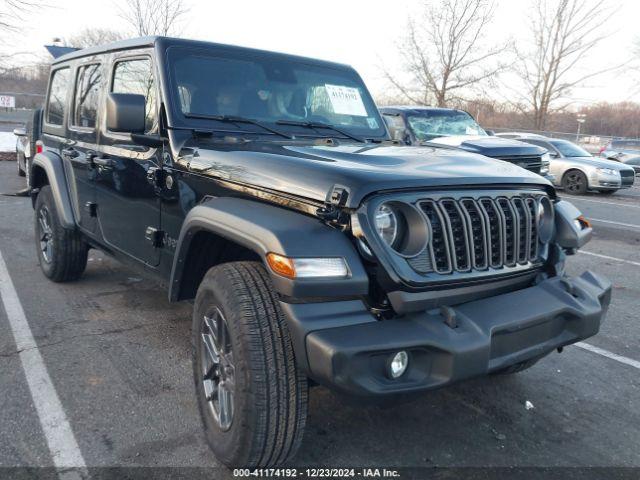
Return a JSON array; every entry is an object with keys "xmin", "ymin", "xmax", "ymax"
[
  {"xmin": 30, "ymin": 165, "xmax": 49, "ymax": 208},
  {"xmin": 176, "ymin": 230, "xmax": 261, "ymax": 301},
  {"xmin": 31, "ymin": 164, "xmax": 49, "ymax": 189}
]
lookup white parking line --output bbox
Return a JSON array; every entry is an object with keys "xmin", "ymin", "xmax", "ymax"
[
  {"xmin": 561, "ymin": 196, "xmax": 640, "ymax": 210},
  {"xmin": 0, "ymin": 250, "xmax": 87, "ymax": 474},
  {"xmin": 575, "ymin": 342, "xmax": 640, "ymax": 370},
  {"xmin": 579, "ymin": 250, "xmax": 640, "ymax": 267},
  {"xmin": 589, "ymin": 218, "xmax": 640, "ymax": 229}
]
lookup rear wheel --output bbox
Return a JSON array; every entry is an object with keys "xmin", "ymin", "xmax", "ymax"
[
  {"xmin": 34, "ymin": 186, "xmax": 88, "ymax": 282},
  {"xmin": 562, "ymin": 170, "xmax": 588, "ymax": 195},
  {"xmin": 192, "ymin": 261, "xmax": 308, "ymax": 468}
]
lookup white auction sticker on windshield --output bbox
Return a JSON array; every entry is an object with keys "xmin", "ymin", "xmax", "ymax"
[{"xmin": 324, "ymin": 84, "xmax": 367, "ymax": 116}]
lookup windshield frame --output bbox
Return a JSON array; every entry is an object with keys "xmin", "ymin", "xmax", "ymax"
[{"xmin": 162, "ymin": 45, "xmax": 388, "ymax": 142}]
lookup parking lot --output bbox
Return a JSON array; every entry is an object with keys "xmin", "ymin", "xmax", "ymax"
[{"xmin": 0, "ymin": 159, "xmax": 638, "ymax": 477}]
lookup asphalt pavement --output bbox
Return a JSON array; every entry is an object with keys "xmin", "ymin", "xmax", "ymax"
[{"xmin": 0, "ymin": 160, "xmax": 638, "ymax": 478}]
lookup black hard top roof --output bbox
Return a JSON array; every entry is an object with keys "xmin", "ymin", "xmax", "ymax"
[{"xmin": 52, "ymin": 36, "xmax": 351, "ymax": 70}]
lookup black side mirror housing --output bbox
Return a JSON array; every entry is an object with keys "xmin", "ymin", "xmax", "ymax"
[
  {"xmin": 486, "ymin": 129, "xmax": 495, "ymax": 136},
  {"xmin": 107, "ymin": 93, "xmax": 146, "ymax": 133}
]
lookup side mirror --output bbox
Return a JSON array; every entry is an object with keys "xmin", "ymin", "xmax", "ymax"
[
  {"xmin": 549, "ymin": 152, "xmax": 560, "ymax": 159},
  {"xmin": 486, "ymin": 129, "xmax": 495, "ymax": 136},
  {"xmin": 107, "ymin": 93, "xmax": 146, "ymax": 133},
  {"xmin": 13, "ymin": 127, "xmax": 26, "ymax": 137}
]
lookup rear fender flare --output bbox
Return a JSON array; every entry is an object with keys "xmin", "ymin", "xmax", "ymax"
[{"xmin": 31, "ymin": 151, "xmax": 75, "ymax": 229}]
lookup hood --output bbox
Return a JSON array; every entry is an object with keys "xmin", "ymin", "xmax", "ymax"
[
  {"xmin": 563, "ymin": 156, "xmax": 635, "ymax": 170},
  {"xmin": 430, "ymin": 135, "xmax": 547, "ymax": 158},
  {"xmin": 187, "ymin": 141, "xmax": 552, "ymax": 209}
]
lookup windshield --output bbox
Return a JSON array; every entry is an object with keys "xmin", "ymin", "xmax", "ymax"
[
  {"xmin": 407, "ymin": 110, "xmax": 486, "ymax": 141},
  {"xmin": 549, "ymin": 140, "xmax": 591, "ymax": 157},
  {"xmin": 168, "ymin": 48, "xmax": 386, "ymax": 139}
]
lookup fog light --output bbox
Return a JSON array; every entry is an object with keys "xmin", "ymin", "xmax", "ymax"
[{"xmin": 388, "ymin": 351, "xmax": 409, "ymax": 379}]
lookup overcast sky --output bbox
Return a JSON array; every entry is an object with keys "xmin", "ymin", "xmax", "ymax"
[{"xmin": 5, "ymin": 0, "xmax": 639, "ymax": 106}]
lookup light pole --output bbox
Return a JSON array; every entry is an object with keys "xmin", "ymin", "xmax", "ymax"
[{"xmin": 576, "ymin": 113, "xmax": 586, "ymax": 142}]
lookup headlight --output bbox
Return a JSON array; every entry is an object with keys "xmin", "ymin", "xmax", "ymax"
[
  {"xmin": 375, "ymin": 203, "xmax": 400, "ymax": 248},
  {"xmin": 374, "ymin": 201, "xmax": 429, "ymax": 257},
  {"xmin": 541, "ymin": 153, "xmax": 551, "ymax": 175},
  {"xmin": 536, "ymin": 197, "xmax": 554, "ymax": 243},
  {"xmin": 596, "ymin": 167, "xmax": 618, "ymax": 176}
]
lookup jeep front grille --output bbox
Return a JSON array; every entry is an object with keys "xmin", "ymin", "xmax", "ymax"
[{"xmin": 410, "ymin": 194, "xmax": 544, "ymax": 275}]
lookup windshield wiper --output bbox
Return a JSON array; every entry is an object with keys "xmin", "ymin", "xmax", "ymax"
[
  {"xmin": 275, "ymin": 119, "xmax": 365, "ymax": 143},
  {"xmin": 184, "ymin": 113, "xmax": 293, "ymax": 139}
]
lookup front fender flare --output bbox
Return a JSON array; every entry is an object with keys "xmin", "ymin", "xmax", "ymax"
[
  {"xmin": 31, "ymin": 151, "xmax": 75, "ymax": 229},
  {"xmin": 169, "ymin": 197, "xmax": 369, "ymax": 301}
]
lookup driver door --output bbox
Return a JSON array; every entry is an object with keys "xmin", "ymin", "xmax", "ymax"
[{"xmin": 95, "ymin": 53, "xmax": 162, "ymax": 267}]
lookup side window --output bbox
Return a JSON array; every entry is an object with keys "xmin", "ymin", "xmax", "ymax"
[
  {"xmin": 73, "ymin": 64, "xmax": 102, "ymax": 129},
  {"xmin": 46, "ymin": 68, "xmax": 71, "ymax": 126},
  {"xmin": 112, "ymin": 58, "xmax": 157, "ymax": 133}
]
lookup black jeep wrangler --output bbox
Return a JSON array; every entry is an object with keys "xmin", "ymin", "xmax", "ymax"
[{"xmin": 30, "ymin": 36, "xmax": 611, "ymax": 468}]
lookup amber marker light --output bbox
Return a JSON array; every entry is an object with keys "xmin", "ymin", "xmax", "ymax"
[
  {"xmin": 577, "ymin": 215, "xmax": 592, "ymax": 229},
  {"xmin": 267, "ymin": 253, "xmax": 296, "ymax": 279}
]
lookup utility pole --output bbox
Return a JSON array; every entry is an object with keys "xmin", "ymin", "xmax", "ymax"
[{"xmin": 576, "ymin": 113, "xmax": 586, "ymax": 142}]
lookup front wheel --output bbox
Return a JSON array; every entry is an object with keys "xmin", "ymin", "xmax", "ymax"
[
  {"xmin": 192, "ymin": 261, "xmax": 308, "ymax": 468},
  {"xmin": 562, "ymin": 170, "xmax": 588, "ymax": 195}
]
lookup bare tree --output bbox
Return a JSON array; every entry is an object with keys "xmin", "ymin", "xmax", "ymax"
[
  {"xmin": 514, "ymin": 0, "xmax": 613, "ymax": 130},
  {"xmin": 384, "ymin": 0, "xmax": 509, "ymax": 107},
  {"xmin": 64, "ymin": 28, "xmax": 128, "ymax": 48},
  {"xmin": 119, "ymin": 0, "xmax": 187, "ymax": 37},
  {"xmin": 0, "ymin": 0, "xmax": 40, "ymax": 32}
]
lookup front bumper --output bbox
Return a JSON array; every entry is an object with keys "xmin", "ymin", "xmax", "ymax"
[{"xmin": 282, "ymin": 271, "xmax": 611, "ymax": 396}]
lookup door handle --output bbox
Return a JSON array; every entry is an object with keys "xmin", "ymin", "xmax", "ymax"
[
  {"xmin": 62, "ymin": 147, "xmax": 79, "ymax": 159},
  {"xmin": 92, "ymin": 157, "xmax": 114, "ymax": 167}
]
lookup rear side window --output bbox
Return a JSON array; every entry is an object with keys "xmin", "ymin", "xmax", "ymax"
[
  {"xmin": 46, "ymin": 68, "xmax": 71, "ymax": 125},
  {"xmin": 73, "ymin": 64, "xmax": 102, "ymax": 129},
  {"xmin": 112, "ymin": 58, "xmax": 157, "ymax": 132}
]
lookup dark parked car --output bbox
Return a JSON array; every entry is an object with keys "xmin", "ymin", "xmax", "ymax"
[
  {"xmin": 600, "ymin": 139, "xmax": 640, "ymax": 175},
  {"xmin": 28, "ymin": 37, "xmax": 610, "ymax": 468},
  {"xmin": 379, "ymin": 106, "xmax": 552, "ymax": 179},
  {"xmin": 501, "ymin": 134, "xmax": 635, "ymax": 195}
]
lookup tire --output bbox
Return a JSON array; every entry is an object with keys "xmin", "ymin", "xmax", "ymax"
[
  {"xmin": 491, "ymin": 357, "xmax": 539, "ymax": 375},
  {"xmin": 562, "ymin": 169, "xmax": 588, "ymax": 195},
  {"xmin": 192, "ymin": 261, "xmax": 308, "ymax": 468},
  {"xmin": 598, "ymin": 189, "xmax": 617, "ymax": 195},
  {"xmin": 34, "ymin": 185, "xmax": 88, "ymax": 282}
]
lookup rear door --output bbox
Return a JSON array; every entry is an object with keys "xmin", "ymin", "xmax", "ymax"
[
  {"xmin": 94, "ymin": 52, "xmax": 162, "ymax": 267},
  {"xmin": 65, "ymin": 59, "xmax": 104, "ymax": 234}
]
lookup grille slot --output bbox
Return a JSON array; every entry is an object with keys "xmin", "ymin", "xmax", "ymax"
[
  {"xmin": 420, "ymin": 200, "xmax": 452, "ymax": 273},
  {"xmin": 417, "ymin": 194, "xmax": 543, "ymax": 275}
]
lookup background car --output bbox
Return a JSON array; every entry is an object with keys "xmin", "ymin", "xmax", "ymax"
[
  {"xmin": 600, "ymin": 139, "xmax": 640, "ymax": 175},
  {"xmin": 379, "ymin": 106, "xmax": 552, "ymax": 179},
  {"xmin": 509, "ymin": 134, "xmax": 635, "ymax": 195},
  {"xmin": 13, "ymin": 108, "xmax": 42, "ymax": 182}
]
